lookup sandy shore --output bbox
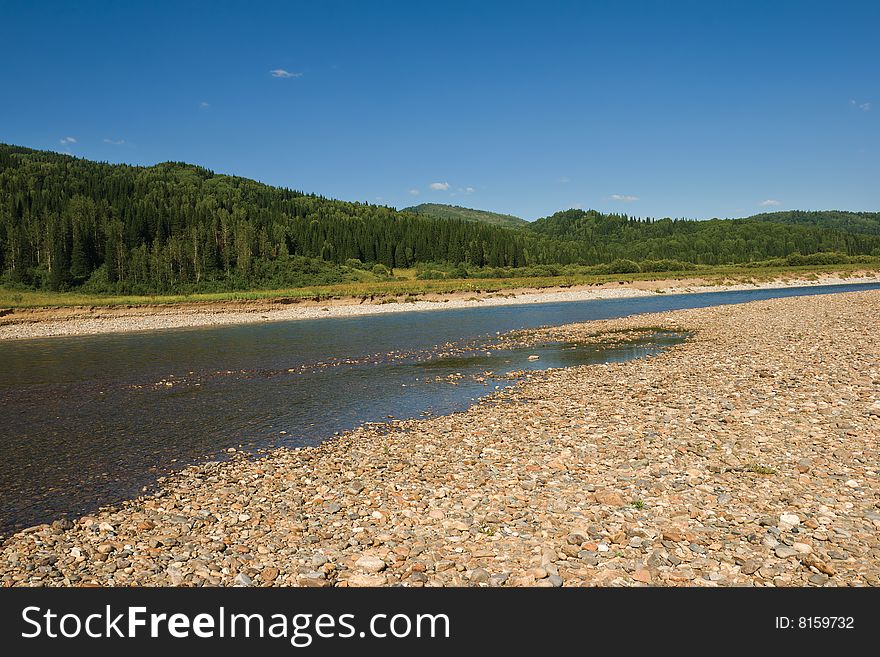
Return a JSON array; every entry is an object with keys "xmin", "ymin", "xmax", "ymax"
[
  {"xmin": 1, "ymin": 272, "xmax": 879, "ymax": 341},
  {"xmin": 2, "ymin": 289, "xmax": 878, "ymax": 587}
]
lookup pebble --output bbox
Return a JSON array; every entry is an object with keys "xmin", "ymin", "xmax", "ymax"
[
  {"xmin": 233, "ymin": 573, "xmax": 254, "ymax": 587},
  {"xmin": 775, "ymin": 546, "xmax": 798, "ymax": 559},
  {"xmin": 355, "ymin": 555, "xmax": 386, "ymax": 573},
  {"xmin": 779, "ymin": 514, "xmax": 801, "ymax": 530}
]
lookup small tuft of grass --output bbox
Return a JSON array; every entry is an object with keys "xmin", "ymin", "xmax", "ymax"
[
  {"xmin": 746, "ymin": 463, "xmax": 776, "ymax": 475},
  {"xmin": 632, "ymin": 499, "xmax": 646, "ymax": 510}
]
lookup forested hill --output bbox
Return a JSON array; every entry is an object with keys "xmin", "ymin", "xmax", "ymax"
[
  {"xmin": 744, "ymin": 210, "xmax": 880, "ymax": 236},
  {"xmin": 1, "ymin": 144, "xmax": 879, "ymax": 295},
  {"xmin": 0, "ymin": 145, "xmax": 579, "ymax": 292},
  {"xmin": 402, "ymin": 203, "xmax": 528, "ymax": 228},
  {"xmin": 525, "ymin": 209, "xmax": 880, "ymax": 265}
]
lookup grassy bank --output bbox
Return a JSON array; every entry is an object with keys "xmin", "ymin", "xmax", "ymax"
[{"xmin": 1, "ymin": 262, "xmax": 879, "ymax": 309}]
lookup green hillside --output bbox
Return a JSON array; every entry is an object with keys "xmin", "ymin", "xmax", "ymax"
[
  {"xmin": 0, "ymin": 145, "xmax": 579, "ymax": 293},
  {"xmin": 402, "ymin": 203, "xmax": 528, "ymax": 228},
  {"xmin": 525, "ymin": 209, "xmax": 880, "ymax": 265},
  {"xmin": 745, "ymin": 210, "xmax": 880, "ymax": 235},
  {"xmin": 1, "ymin": 144, "xmax": 879, "ymax": 296}
]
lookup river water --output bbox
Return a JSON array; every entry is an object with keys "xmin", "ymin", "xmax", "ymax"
[{"xmin": 1, "ymin": 282, "xmax": 877, "ymax": 536}]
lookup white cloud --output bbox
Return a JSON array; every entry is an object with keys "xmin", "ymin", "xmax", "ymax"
[
  {"xmin": 429, "ymin": 182, "xmax": 450, "ymax": 191},
  {"xmin": 270, "ymin": 69, "xmax": 302, "ymax": 78},
  {"xmin": 103, "ymin": 138, "xmax": 125, "ymax": 145},
  {"xmin": 408, "ymin": 188, "xmax": 420, "ymax": 196},
  {"xmin": 851, "ymin": 99, "xmax": 871, "ymax": 111},
  {"xmin": 59, "ymin": 136, "xmax": 76, "ymax": 145},
  {"xmin": 558, "ymin": 176, "xmax": 571, "ymax": 183},
  {"xmin": 465, "ymin": 186, "xmax": 475, "ymax": 193},
  {"xmin": 759, "ymin": 199, "xmax": 781, "ymax": 207},
  {"xmin": 609, "ymin": 194, "xmax": 639, "ymax": 202},
  {"xmin": 199, "ymin": 101, "xmax": 210, "ymax": 108}
]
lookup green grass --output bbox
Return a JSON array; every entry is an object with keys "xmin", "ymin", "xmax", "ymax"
[
  {"xmin": 0, "ymin": 261, "xmax": 877, "ymax": 309},
  {"xmin": 746, "ymin": 463, "xmax": 777, "ymax": 476}
]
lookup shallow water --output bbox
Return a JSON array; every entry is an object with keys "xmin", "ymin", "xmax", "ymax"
[{"xmin": 0, "ymin": 281, "xmax": 877, "ymax": 535}]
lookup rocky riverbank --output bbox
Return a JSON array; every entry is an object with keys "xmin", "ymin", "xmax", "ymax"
[
  {"xmin": 2, "ymin": 272, "xmax": 879, "ymax": 341},
  {"xmin": 2, "ymin": 291, "xmax": 879, "ymax": 587}
]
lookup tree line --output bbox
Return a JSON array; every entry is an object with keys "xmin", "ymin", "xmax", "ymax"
[
  {"xmin": 1, "ymin": 144, "xmax": 878, "ymax": 293},
  {"xmin": 743, "ymin": 210, "xmax": 880, "ymax": 236},
  {"xmin": 525, "ymin": 209, "xmax": 880, "ymax": 265},
  {"xmin": 0, "ymin": 145, "xmax": 579, "ymax": 292}
]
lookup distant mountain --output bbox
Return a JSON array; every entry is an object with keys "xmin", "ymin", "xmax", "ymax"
[
  {"xmin": 745, "ymin": 210, "xmax": 880, "ymax": 235},
  {"xmin": 402, "ymin": 203, "xmax": 528, "ymax": 228}
]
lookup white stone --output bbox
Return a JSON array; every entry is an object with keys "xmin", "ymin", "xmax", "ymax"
[
  {"xmin": 779, "ymin": 513, "xmax": 800, "ymax": 529},
  {"xmin": 355, "ymin": 555, "xmax": 386, "ymax": 573}
]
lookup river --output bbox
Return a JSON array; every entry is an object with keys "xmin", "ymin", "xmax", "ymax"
[{"xmin": 1, "ymin": 281, "xmax": 878, "ymax": 536}]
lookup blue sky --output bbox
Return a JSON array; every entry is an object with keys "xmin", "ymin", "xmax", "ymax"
[{"xmin": 1, "ymin": 0, "xmax": 877, "ymax": 220}]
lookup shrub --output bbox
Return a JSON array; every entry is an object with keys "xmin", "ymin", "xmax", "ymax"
[
  {"xmin": 599, "ymin": 259, "xmax": 642, "ymax": 274},
  {"xmin": 638, "ymin": 259, "xmax": 698, "ymax": 273}
]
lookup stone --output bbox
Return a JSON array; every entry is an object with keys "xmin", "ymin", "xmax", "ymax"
[
  {"xmin": 779, "ymin": 514, "xmax": 801, "ymax": 529},
  {"xmin": 740, "ymin": 559, "xmax": 762, "ymax": 575},
  {"xmin": 469, "ymin": 568, "xmax": 490, "ymax": 584},
  {"xmin": 801, "ymin": 554, "xmax": 835, "ymax": 576},
  {"xmin": 166, "ymin": 566, "xmax": 185, "ymax": 585},
  {"xmin": 234, "ymin": 572, "xmax": 254, "ymax": 587},
  {"xmin": 260, "ymin": 567, "xmax": 279, "ymax": 583},
  {"xmin": 347, "ymin": 573, "xmax": 387, "ymax": 587},
  {"xmin": 594, "ymin": 490, "xmax": 626, "ymax": 506},
  {"xmin": 489, "ymin": 573, "xmax": 509, "ymax": 586},
  {"xmin": 662, "ymin": 527, "xmax": 685, "ymax": 543},
  {"xmin": 355, "ymin": 555, "xmax": 386, "ymax": 573}
]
